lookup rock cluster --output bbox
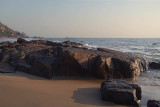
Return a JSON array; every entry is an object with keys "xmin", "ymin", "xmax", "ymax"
[{"xmin": 0, "ymin": 38, "xmax": 149, "ymax": 79}]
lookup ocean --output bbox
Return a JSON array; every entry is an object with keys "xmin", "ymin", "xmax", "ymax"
[
  {"xmin": 1, "ymin": 38, "xmax": 160, "ymax": 61},
  {"xmin": 0, "ymin": 38, "xmax": 160, "ymax": 106}
]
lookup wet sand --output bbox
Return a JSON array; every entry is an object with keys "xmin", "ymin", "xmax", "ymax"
[{"xmin": 0, "ymin": 71, "xmax": 127, "ymax": 107}]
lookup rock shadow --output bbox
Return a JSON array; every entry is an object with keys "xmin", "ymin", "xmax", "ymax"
[
  {"xmin": 0, "ymin": 71, "xmax": 46, "ymax": 80},
  {"xmin": 72, "ymin": 88, "xmax": 118, "ymax": 106},
  {"xmin": 0, "ymin": 71, "xmax": 103, "ymax": 81}
]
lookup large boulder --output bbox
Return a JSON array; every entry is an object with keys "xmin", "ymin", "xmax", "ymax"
[
  {"xmin": 0, "ymin": 40, "xmax": 149, "ymax": 79},
  {"xmin": 100, "ymin": 79, "xmax": 141, "ymax": 106},
  {"xmin": 30, "ymin": 56, "xmax": 57, "ymax": 79},
  {"xmin": 97, "ymin": 48, "xmax": 149, "ymax": 78},
  {"xmin": 60, "ymin": 47, "xmax": 148, "ymax": 79},
  {"xmin": 147, "ymin": 100, "xmax": 160, "ymax": 107}
]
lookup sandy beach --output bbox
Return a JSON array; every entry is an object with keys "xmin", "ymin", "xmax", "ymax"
[{"xmin": 0, "ymin": 71, "xmax": 128, "ymax": 107}]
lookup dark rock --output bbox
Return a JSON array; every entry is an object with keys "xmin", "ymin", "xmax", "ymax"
[
  {"xmin": 15, "ymin": 60, "xmax": 31, "ymax": 72},
  {"xmin": 46, "ymin": 41, "xmax": 62, "ymax": 47},
  {"xmin": 30, "ymin": 56, "xmax": 57, "ymax": 79},
  {"xmin": 60, "ymin": 47, "xmax": 148, "ymax": 79},
  {"xmin": 62, "ymin": 40, "xmax": 84, "ymax": 48},
  {"xmin": 100, "ymin": 79, "xmax": 141, "ymax": 106},
  {"xmin": 0, "ymin": 40, "xmax": 149, "ymax": 79},
  {"xmin": 17, "ymin": 38, "xmax": 26, "ymax": 44},
  {"xmin": 0, "ymin": 41, "xmax": 13, "ymax": 49},
  {"xmin": 147, "ymin": 100, "xmax": 160, "ymax": 107},
  {"xmin": 0, "ymin": 63, "xmax": 15, "ymax": 73},
  {"xmin": 149, "ymin": 62, "xmax": 160, "ymax": 69},
  {"xmin": 0, "ymin": 49, "xmax": 2, "ymax": 60}
]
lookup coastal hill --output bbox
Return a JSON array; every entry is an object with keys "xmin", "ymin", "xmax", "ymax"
[{"xmin": 0, "ymin": 22, "xmax": 28, "ymax": 38}]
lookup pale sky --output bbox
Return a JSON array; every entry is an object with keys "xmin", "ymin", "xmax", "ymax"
[{"xmin": 0, "ymin": 0, "xmax": 160, "ymax": 38}]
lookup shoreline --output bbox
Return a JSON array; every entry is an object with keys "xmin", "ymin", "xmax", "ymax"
[{"xmin": 0, "ymin": 71, "xmax": 159, "ymax": 107}]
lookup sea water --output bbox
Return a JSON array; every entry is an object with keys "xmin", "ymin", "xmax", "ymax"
[
  {"xmin": 1, "ymin": 38, "xmax": 160, "ymax": 106},
  {"xmin": 1, "ymin": 38, "xmax": 160, "ymax": 60}
]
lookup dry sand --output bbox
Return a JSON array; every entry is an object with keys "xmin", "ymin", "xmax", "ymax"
[{"xmin": 0, "ymin": 71, "xmax": 127, "ymax": 107}]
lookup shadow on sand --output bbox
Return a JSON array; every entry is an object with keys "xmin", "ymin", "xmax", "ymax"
[
  {"xmin": 0, "ymin": 71, "xmax": 46, "ymax": 80},
  {"xmin": 72, "ymin": 87, "xmax": 117, "ymax": 106},
  {"xmin": 0, "ymin": 72, "xmax": 129, "ymax": 107},
  {"xmin": 0, "ymin": 71, "xmax": 105, "ymax": 81}
]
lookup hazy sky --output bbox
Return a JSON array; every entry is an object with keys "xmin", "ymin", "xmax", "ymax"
[{"xmin": 0, "ymin": 0, "xmax": 160, "ymax": 38}]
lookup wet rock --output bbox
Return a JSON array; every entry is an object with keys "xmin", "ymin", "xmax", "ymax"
[
  {"xmin": 100, "ymin": 79, "xmax": 141, "ymax": 106},
  {"xmin": 147, "ymin": 100, "xmax": 160, "ymax": 107},
  {"xmin": 62, "ymin": 40, "xmax": 84, "ymax": 48},
  {"xmin": 149, "ymin": 62, "xmax": 160, "ymax": 69}
]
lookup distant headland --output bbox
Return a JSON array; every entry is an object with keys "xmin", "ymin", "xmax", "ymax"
[{"xmin": 0, "ymin": 21, "xmax": 28, "ymax": 38}]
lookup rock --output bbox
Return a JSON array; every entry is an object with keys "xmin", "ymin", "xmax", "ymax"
[
  {"xmin": 147, "ymin": 100, "xmax": 160, "ymax": 107},
  {"xmin": 60, "ymin": 47, "xmax": 148, "ymax": 79},
  {"xmin": 0, "ymin": 49, "xmax": 2, "ymax": 60},
  {"xmin": 17, "ymin": 38, "xmax": 26, "ymax": 44},
  {"xmin": 100, "ymin": 79, "xmax": 141, "ymax": 106},
  {"xmin": 97, "ymin": 48, "xmax": 149, "ymax": 77},
  {"xmin": 30, "ymin": 56, "xmax": 57, "ymax": 79},
  {"xmin": 149, "ymin": 62, "xmax": 160, "ymax": 69},
  {"xmin": 0, "ymin": 41, "xmax": 13, "ymax": 49},
  {"xmin": 15, "ymin": 60, "xmax": 31, "ymax": 73},
  {"xmin": 58, "ymin": 50, "xmax": 86, "ymax": 76},
  {"xmin": 0, "ymin": 63, "xmax": 15, "ymax": 73},
  {"xmin": 0, "ymin": 40, "xmax": 149, "ymax": 79},
  {"xmin": 60, "ymin": 48, "xmax": 109, "ymax": 78},
  {"xmin": 62, "ymin": 40, "xmax": 84, "ymax": 48}
]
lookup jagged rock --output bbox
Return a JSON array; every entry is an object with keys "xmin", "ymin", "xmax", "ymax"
[
  {"xmin": 97, "ymin": 48, "xmax": 149, "ymax": 77},
  {"xmin": 147, "ymin": 100, "xmax": 160, "ymax": 107},
  {"xmin": 60, "ymin": 47, "xmax": 148, "ymax": 79},
  {"xmin": 0, "ymin": 40, "xmax": 149, "ymax": 79},
  {"xmin": 100, "ymin": 79, "xmax": 141, "ymax": 106}
]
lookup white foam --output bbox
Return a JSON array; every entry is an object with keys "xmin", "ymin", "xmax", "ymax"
[{"xmin": 84, "ymin": 44, "xmax": 97, "ymax": 50}]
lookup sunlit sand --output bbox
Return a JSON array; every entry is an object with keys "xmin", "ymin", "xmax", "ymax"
[{"xmin": 0, "ymin": 71, "xmax": 126, "ymax": 107}]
